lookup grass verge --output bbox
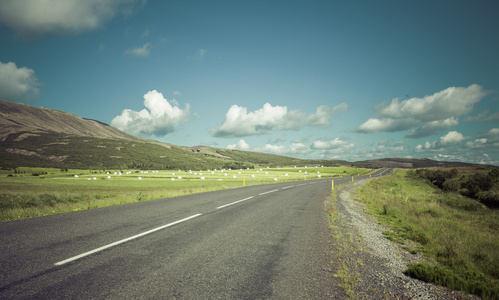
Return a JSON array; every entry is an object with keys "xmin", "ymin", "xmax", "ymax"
[
  {"xmin": 355, "ymin": 169, "xmax": 499, "ymax": 299},
  {"xmin": 326, "ymin": 188, "xmax": 363, "ymax": 298}
]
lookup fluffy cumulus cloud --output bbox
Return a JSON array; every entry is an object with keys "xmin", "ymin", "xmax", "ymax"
[
  {"xmin": 465, "ymin": 128, "xmax": 499, "ymax": 149},
  {"xmin": 0, "ymin": 61, "xmax": 40, "ymax": 102},
  {"xmin": 356, "ymin": 84, "xmax": 489, "ymax": 137},
  {"xmin": 213, "ymin": 102, "xmax": 347, "ymax": 138},
  {"xmin": 125, "ymin": 43, "xmax": 151, "ymax": 57},
  {"xmin": 415, "ymin": 131, "xmax": 468, "ymax": 151},
  {"xmin": 406, "ymin": 117, "xmax": 459, "ymax": 138},
  {"xmin": 111, "ymin": 90, "xmax": 190, "ymax": 137},
  {"xmin": 0, "ymin": 0, "xmax": 142, "ymax": 38},
  {"xmin": 311, "ymin": 138, "xmax": 355, "ymax": 155},
  {"xmin": 227, "ymin": 139, "xmax": 312, "ymax": 156}
]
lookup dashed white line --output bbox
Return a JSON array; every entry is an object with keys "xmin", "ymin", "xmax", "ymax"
[
  {"xmin": 217, "ymin": 196, "xmax": 254, "ymax": 209},
  {"xmin": 54, "ymin": 213, "xmax": 202, "ymax": 266},
  {"xmin": 281, "ymin": 185, "xmax": 295, "ymax": 190},
  {"xmin": 259, "ymin": 189, "xmax": 279, "ymax": 196},
  {"xmin": 296, "ymin": 183, "xmax": 307, "ymax": 186}
]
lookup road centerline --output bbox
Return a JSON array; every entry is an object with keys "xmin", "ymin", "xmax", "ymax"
[
  {"xmin": 259, "ymin": 189, "xmax": 279, "ymax": 196},
  {"xmin": 54, "ymin": 213, "xmax": 203, "ymax": 266},
  {"xmin": 216, "ymin": 196, "xmax": 254, "ymax": 209}
]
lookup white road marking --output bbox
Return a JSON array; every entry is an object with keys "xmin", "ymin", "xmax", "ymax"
[
  {"xmin": 54, "ymin": 213, "xmax": 202, "ymax": 266},
  {"xmin": 259, "ymin": 189, "xmax": 279, "ymax": 196},
  {"xmin": 296, "ymin": 183, "xmax": 307, "ymax": 186},
  {"xmin": 281, "ymin": 185, "xmax": 295, "ymax": 189},
  {"xmin": 216, "ymin": 196, "xmax": 254, "ymax": 209}
]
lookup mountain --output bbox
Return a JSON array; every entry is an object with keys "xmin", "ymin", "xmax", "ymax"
[
  {"xmin": 0, "ymin": 101, "xmax": 347, "ymax": 170},
  {"xmin": 1, "ymin": 101, "xmax": 492, "ymax": 170},
  {"xmin": 0, "ymin": 100, "xmax": 144, "ymax": 142}
]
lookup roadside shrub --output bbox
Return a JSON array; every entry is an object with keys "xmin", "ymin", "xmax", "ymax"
[
  {"xmin": 412, "ymin": 168, "xmax": 499, "ymax": 209},
  {"xmin": 406, "ymin": 262, "xmax": 498, "ymax": 299},
  {"xmin": 477, "ymin": 191, "xmax": 499, "ymax": 208},
  {"xmin": 413, "ymin": 169, "xmax": 458, "ymax": 189},
  {"xmin": 437, "ymin": 193, "xmax": 482, "ymax": 211},
  {"xmin": 462, "ymin": 172, "xmax": 495, "ymax": 198},
  {"xmin": 442, "ymin": 177, "xmax": 461, "ymax": 193}
]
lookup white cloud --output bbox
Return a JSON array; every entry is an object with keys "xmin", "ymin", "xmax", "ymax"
[
  {"xmin": 465, "ymin": 138, "xmax": 487, "ymax": 149},
  {"xmin": 227, "ymin": 139, "xmax": 251, "ymax": 151},
  {"xmin": 467, "ymin": 110, "xmax": 499, "ymax": 122},
  {"xmin": 406, "ymin": 117, "xmax": 459, "ymax": 138},
  {"xmin": 227, "ymin": 139, "xmax": 312, "ymax": 156},
  {"xmin": 311, "ymin": 138, "xmax": 354, "ymax": 150},
  {"xmin": 0, "ymin": 61, "xmax": 40, "ymax": 102},
  {"xmin": 415, "ymin": 131, "xmax": 468, "ymax": 151},
  {"xmin": 111, "ymin": 90, "xmax": 190, "ymax": 137},
  {"xmin": 355, "ymin": 117, "xmax": 418, "ymax": 133},
  {"xmin": 125, "ymin": 43, "xmax": 151, "ymax": 57},
  {"xmin": 0, "ymin": 0, "xmax": 142, "ymax": 39},
  {"xmin": 465, "ymin": 128, "xmax": 499, "ymax": 149},
  {"xmin": 439, "ymin": 131, "xmax": 466, "ymax": 145},
  {"xmin": 213, "ymin": 102, "xmax": 347, "ymax": 138},
  {"xmin": 311, "ymin": 138, "xmax": 355, "ymax": 157},
  {"xmin": 482, "ymin": 128, "xmax": 499, "ymax": 142},
  {"xmin": 357, "ymin": 84, "xmax": 490, "ymax": 137}
]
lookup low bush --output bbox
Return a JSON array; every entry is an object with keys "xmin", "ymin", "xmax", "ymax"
[
  {"xmin": 477, "ymin": 191, "xmax": 499, "ymax": 208},
  {"xmin": 406, "ymin": 262, "xmax": 498, "ymax": 299},
  {"xmin": 410, "ymin": 168, "xmax": 499, "ymax": 209}
]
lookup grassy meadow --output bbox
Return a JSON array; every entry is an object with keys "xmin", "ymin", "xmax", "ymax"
[
  {"xmin": 355, "ymin": 169, "xmax": 499, "ymax": 299},
  {"xmin": 0, "ymin": 165, "xmax": 364, "ymax": 221}
]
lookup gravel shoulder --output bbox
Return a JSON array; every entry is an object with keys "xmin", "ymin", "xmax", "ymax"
[{"xmin": 329, "ymin": 179, "xmax": 479, "ymax": 299}]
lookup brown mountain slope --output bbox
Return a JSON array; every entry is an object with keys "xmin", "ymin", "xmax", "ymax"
[{"xmin": 0, "ymin": 100, "xmax": 143, "ymax": 142}]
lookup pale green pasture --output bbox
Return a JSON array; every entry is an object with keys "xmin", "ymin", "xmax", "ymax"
[{"xmin": 0, "ymin": 166, "xmax": 367, "ymax": 220}]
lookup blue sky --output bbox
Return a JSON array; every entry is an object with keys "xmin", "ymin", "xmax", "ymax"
[{"xmin": 1, "ymin": 0, "xmax": 498, "ymax": 165}]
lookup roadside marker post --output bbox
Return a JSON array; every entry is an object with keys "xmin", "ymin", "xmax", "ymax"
[
  {"xmin": 332, "ymin": 180, "xmax": 334, "ymax": 190},
  {"xmin": 352, "ymin": 176, "xmax": 354, "ymax": 182}
]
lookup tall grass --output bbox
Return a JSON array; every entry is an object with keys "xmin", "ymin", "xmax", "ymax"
[{"xmin": 355, "ymin": 169, "xmax": 499, "ymax": 299}]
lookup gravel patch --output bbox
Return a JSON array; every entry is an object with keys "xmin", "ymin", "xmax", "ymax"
[{"xmin": 330, "ymin": 179, "xmax": 479, "ymax": 299}]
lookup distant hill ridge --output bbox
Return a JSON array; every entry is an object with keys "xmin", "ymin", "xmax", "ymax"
[
  {"xmin": 0, "ymin": 100, "xmax": 142, "ymax": 142},
  {"xmin": 0, "ymin": 101, "xmax": 492, "ymax": 170}
]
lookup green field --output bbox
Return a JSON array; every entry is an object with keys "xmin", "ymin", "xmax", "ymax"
[
  {"xmin": 355, "ymin": 169, "xmax": 499, "ymax": 299},
  {"xmin": 0, "ymin": 166, "xmax": 365, "ymax": 221}
]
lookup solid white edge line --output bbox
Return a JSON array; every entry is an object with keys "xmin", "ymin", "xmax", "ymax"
[
  {"xmin": 54, "ymin": 213, "xmax": 202, "ymax": 266},
  {"xmin": 216, "ymin": 196, "xmax": 254, "ymax": 209},
  {"xmin": 259, "ymin": 189, "xmax": 279, "ymax": 196}
]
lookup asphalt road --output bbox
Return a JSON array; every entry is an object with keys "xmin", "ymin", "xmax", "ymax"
[{"xmin": 0, "ymin": 169, "xmax": 391, "ymax": 299}]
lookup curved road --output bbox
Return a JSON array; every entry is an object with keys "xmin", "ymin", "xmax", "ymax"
[{"xmin": 0, "ymin": 169, "xmax": 391, "ymax": 299}]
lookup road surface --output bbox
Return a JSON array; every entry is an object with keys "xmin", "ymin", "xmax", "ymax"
[{"xmin": 0, "ymin": 169, "xmax": 391, "ymax": 299}]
